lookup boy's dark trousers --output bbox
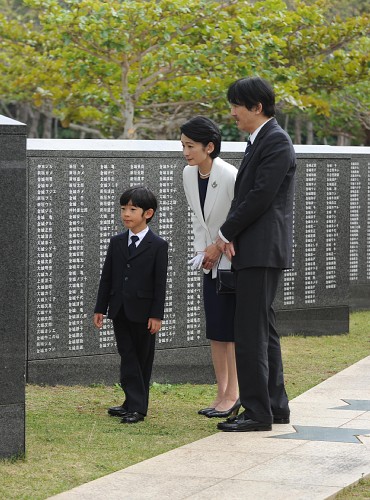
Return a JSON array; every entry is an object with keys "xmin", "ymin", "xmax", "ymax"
[{"xmin": 113, "ymin": 306, "xmax": 155, "ymax": 416}]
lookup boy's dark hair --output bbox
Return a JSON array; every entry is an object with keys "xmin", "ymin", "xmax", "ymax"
[
  {"xmin": 227, "ymin": 77, "xmax": 276, "ymax": 118},
  {"xmin": 120, "ymin": 186, "xmax": 157, "ymax": 223},
  {"xmin": 180, "ymin": 116, "xmax": 221, "ymax": 159}
]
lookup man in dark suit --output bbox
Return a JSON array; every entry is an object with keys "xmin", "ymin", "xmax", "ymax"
[
  {"xmin": 216, "ymin": 77, "xmax": 296, "ymax": 432},
  {"xmin": 94, "ymin": 186, "xmax": 168, "ymax": 424}
]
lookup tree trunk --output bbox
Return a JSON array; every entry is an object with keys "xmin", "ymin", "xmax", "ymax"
[
  {"xmin": 284, "ymin": 114, "xmax": 289, "ymax": 131},
  {"xmin": 122, "ymin": 99, "xmax": 136, "ymax": 139},
  {"xmin": 337, "ymin": 134, "xmax": 351, "ymax": 146},
  {"xmin": 28, "ymin": 108, "xmax": 41, "ymax": 138},
  {"xmin": 42, "ymin": 114, "xmax": 52, "ymax": 138},
  {"xmin": 306, "ymin": 120, "xmax": 314, "ymax": 145},
  {"xmin": 363, "ymin": 126, "xmax": 370, "ymax": 146},
  {"xmin": 294, "ymin": 115, "xmax": 302, "ymax": 144},
  {"xmin": 16, "ymin": 103, "xmax": 30, "ymax": 125},
  {"xmin": 41, "ymin": 101, "xmax": 54, "ymax": 138}
]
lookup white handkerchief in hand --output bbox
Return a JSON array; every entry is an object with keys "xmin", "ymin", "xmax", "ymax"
[{"xmin": 187, "ymin": 252, "xmax": 205, "ymax": 270}]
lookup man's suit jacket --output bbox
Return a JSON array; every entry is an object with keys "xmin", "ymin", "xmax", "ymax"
[
  {"xmin": 94, "ymin": 228, "xmax": 168, "ymax": 322},
  {"xmin": 220, "ymin": 118, "xmax": 296, "ymax": 270},
  {"xmin": 183, "ymin": 156, "xmax": 237, "ymax": 277}
]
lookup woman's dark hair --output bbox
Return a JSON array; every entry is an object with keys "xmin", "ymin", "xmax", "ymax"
[
  {"xmin": 227, "ymin": 77, "xmax": 276, "ymax": 117},
  {"xmin": 180, "ymin": 116, "xmax": 221, "ymax": 159},
  {"xmin": 120, "ymin": 186, "xmax": 157, "ymax": 222}
]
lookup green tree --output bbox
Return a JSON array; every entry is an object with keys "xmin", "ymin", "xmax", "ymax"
[
  {"xmin": 286, "ymin": 0, "xmax": 370, "ymax": 17},
  {"xmin": 21, "ymin": 0, "xmax": 248, "ymax": 138},
  {"xmin": 0, "ymin": 0, "xmax": 368, "ymax": 141}
]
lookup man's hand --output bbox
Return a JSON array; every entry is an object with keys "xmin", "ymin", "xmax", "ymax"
[
  {"xmin": 93, "ymin": 313, "xmax": 104, "ymax": 328},
  {"xmin": 224, "ymin": 241, "xmax": 235, "ymax": 260},
  {"xmin": 215, "ymin": 236, "xmax": 235, "ymax": 261},
  {"xmin": 148, "ymin": 318, "xmax": 162, "ymax": 334}
]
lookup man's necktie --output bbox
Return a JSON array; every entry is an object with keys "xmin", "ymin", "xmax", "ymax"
[
  {"xmin": 128, "ymin": 235, "xmax": 139, "ymax": 256},
  {"xmin": 244, "ymin": 139, "xmax": 252, "ymax": 156}
]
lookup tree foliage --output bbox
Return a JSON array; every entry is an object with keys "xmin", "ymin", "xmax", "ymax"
[{"xmin": 0, "ymin": 0, "xmax": 369, "ymax": 142}]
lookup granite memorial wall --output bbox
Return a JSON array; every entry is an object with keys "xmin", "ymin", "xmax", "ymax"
[
  {"xmin": 0, "ymin": 116, "xmax": 26, "ymax": 458},
  {"xmin": 24, "ymin": 140, "xmax": 370, "ymax": 385},
  {"xmin": 347, "ymin": 150, "xmax": 370, "ymax": 309}
]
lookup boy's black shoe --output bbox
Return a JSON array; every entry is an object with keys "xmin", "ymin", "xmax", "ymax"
[
  {"xmin": 108, "ymin": 405, "xmax": 128, "ymax": 417},
  {"xmin": 121, "ymin": 412, "xmax": 145, "ymax": 424}
]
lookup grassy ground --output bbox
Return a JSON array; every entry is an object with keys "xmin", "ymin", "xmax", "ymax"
[{"xmin": 1, "ymin": 310, "xmax": 369, "ymax": 499}]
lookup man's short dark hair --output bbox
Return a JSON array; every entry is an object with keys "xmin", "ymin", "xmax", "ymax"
[
  {"xmin": 180, "ymin": 116, "xmax": 221, "ymax": 159},
  {"xmin": 120, "ymin": 186, "xmax": 157, "ymax": 222},
  {"xmin": 227, "ymin": 77, "xmax": 276, "ymax": 117}
]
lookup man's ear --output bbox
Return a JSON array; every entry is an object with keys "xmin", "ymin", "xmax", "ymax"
[
  {"xmin": 254, "ymin": 102, "xmax": 263, "ymax": 114},
  {"xmin": 144, "ymin": 208, "xmax": 154, "ymax": 220}
]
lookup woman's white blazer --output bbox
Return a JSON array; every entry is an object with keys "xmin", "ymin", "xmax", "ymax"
[{"xmin": 183, "ymin": 156, "xmax": 237, "ymax": 278}]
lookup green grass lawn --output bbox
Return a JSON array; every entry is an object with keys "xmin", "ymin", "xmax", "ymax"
[{"xmin": 1, "ymin": 310, "xmax": 369, "ymax": 499}]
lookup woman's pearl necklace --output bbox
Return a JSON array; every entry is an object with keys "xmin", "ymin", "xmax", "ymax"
[{"xmin": 198, "ymin": 170, "xmax": 211, "ymax": 178}]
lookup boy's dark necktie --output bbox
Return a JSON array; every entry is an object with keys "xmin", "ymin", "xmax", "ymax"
[{"xmin": 128, "ymin": 235, "xmax": 139, "ymax": 256}]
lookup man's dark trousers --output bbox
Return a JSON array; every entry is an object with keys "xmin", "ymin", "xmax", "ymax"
[{"xmin": 235, "ymin": 267, "xmax": 289, "ymax": 424}]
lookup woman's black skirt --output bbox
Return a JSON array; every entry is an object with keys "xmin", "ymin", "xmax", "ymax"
[{"xmin": 203, "ymin": 271, "xmax": 235, "ymax": 342}]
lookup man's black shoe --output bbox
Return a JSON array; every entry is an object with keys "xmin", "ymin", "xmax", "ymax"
[
  {"xmin": 217, "ymin": 412, "xmax": 272, "ymax": 432},
  {"xmin": 121, "ymin": 412, "xmax": 145, "ymax": 424},
  {"xmin": 108, "ymin": 405, "xmax": 128, "ymax": 417},
  {"xmin": 273, "ymin": 415, "xmax": 290, "ymax": 424}
]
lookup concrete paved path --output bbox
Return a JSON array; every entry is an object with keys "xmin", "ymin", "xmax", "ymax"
[{"xmin": 50, "ymin": 356, "xmax": 370, "ymax": 499}]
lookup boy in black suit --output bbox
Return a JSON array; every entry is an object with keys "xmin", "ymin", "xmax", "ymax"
[{"xmin": 94, "ymin": 186, "xmax": 168, "ymax": 424}]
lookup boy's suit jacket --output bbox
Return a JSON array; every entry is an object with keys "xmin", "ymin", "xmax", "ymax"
[
  {"xmin": 94, "ymin": 228, "xmax": 168, "ymax": 322},
  {"xmin": 220, "ymin": 118, "xmax": 296, "ymax": 270},
  {"xmin": 183, "ymin": 156, "xmax": 237, "ymax": 278}
]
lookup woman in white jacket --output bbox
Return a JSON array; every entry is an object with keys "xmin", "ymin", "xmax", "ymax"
[{"xmin": 181, "ymin": 116, "xmax": 240, "ymax": 418}]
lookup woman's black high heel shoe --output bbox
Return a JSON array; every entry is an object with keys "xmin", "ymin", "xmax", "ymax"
[
  {"xmin": 206, "ymin": 399, "xmax": 241, "ymax": 418},
  {"xmin": 198, "ymin": 407, "xmax": 215, "ymax": 416}
]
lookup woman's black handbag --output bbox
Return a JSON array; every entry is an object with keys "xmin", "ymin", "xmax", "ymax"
[{"xmin": 216, "ymin": 269, "xmax": 235, "ymax": 295}]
